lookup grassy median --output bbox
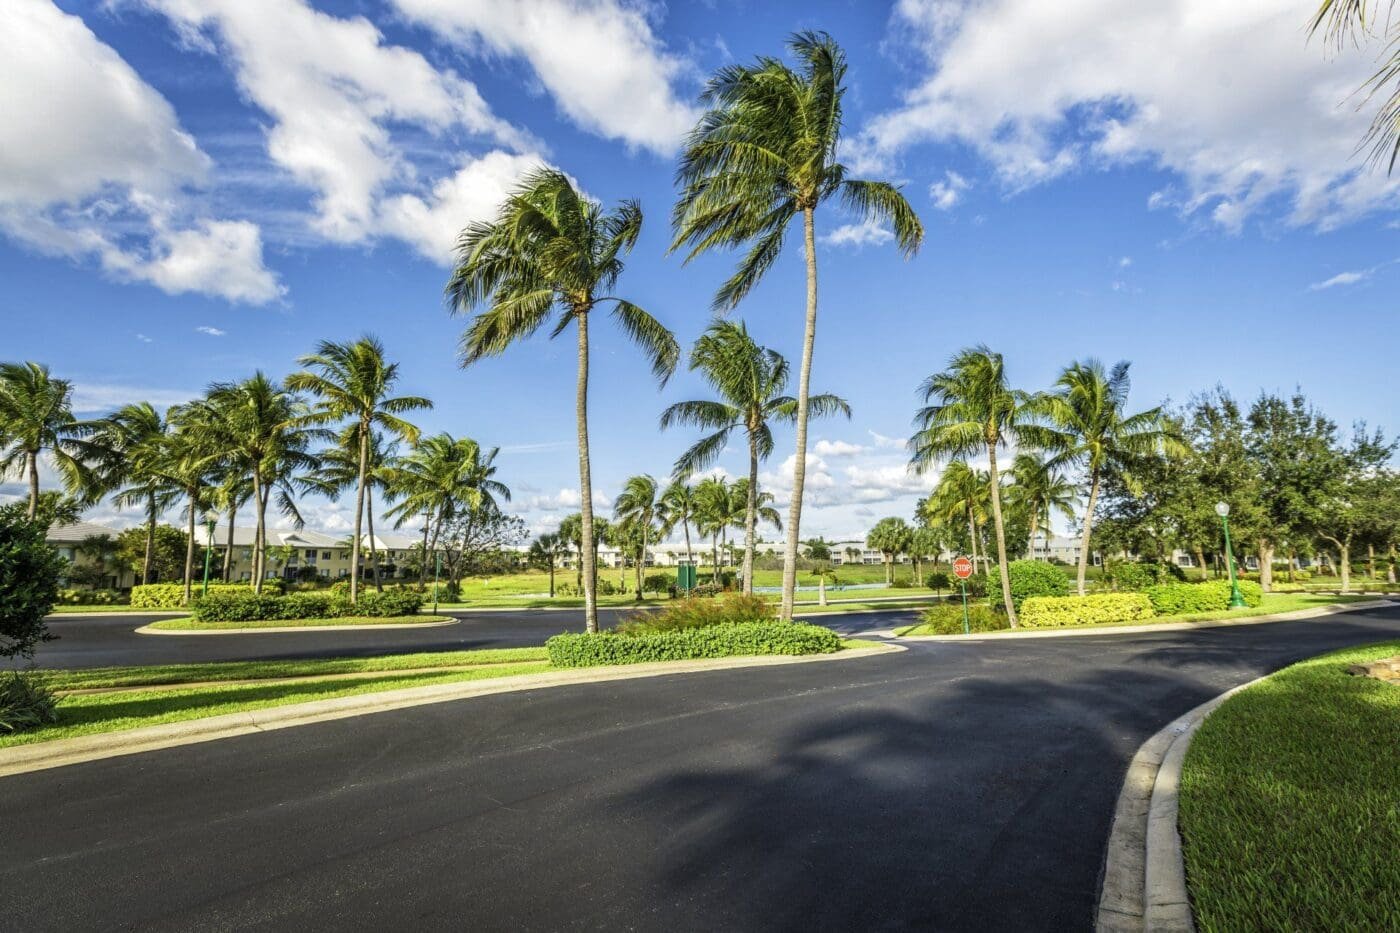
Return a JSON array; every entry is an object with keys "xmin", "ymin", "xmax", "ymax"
[
  {"xmin": 145, "ymin": 614, "xmax": 455, "ymax": 631},
  {"xmin": 1179, "ymin": 640, "xmax": 1400, "ymax": 930}
]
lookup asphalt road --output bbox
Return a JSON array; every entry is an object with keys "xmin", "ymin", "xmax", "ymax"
[
  {"xmin": 31, "ymin": 607, "xmax": 918, "ymax": 669},
  {"xmin": 5, "ymin": 602, "xmax": 1398, "ymax": 931}
]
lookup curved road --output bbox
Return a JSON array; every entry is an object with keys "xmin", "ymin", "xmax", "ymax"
[{"xmin": 5, "ymin": 602, "xmax": 1399, "ymax": 930}]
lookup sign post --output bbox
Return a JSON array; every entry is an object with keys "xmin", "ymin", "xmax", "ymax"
[{"xmin": 953, "ymin": 556, "xmax": 975, "ymax": 635}]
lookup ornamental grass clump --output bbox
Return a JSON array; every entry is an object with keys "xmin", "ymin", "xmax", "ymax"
[{"xmin": 615, "ymin": 593, "xmax": 775, "ymax": 635}]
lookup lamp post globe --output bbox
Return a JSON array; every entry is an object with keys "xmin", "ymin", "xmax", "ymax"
[
  {"xmin": 1215, "ymin": 502, "xmax": 1247, "ymax": 608},
  {"xmin": 1214, "ymin": 501, "xmax": 1229, "ymax": 518}
]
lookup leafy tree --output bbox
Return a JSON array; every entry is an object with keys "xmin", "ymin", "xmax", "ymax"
[
  {"xmin": 288, "ymin": 337, "xmax": 430, "ymax": 604},
  {"xmin": 672, "ymin": 31, "xmax": 923, "ymax": 620},
  {"xmin": 866, "ymin": 517, "xmax": 913, "ymax": 585},
  {"xmin": 448, "ymin": 168, "xmax": 677, "ymax": 633},
  {"xmin": 116, "ymin": 525, "xmax": 188, "ymax": 584},
  {"xmin": 910, "ymin": 347, "xmax": 1029, "ymax": 625},
  {"xmin": 613, "ymin": 475, "xmax": 661, "ymax": 600},
  {"xmin": 1315, "ymin": 424, "xmax": 1397, "ymax": 592},
  {"xmin": 661, "ymin": 320, "xmax": 847, "ymax": 594},
  {"xmin": 0, "ymin": 503, "xmax": 65, "ymax": 661},
  {"xmin": 0, "ymin": 362, "xmax": 100, "ymax": 519},
  {"xmin": 72, "ymin": 533, "xmax": 122, "ymax": 589},
  {"xmin": 436, "ymin": 504, "xmax": 527, "ymax": 597},
  {"xmin": 803, "ymin": 538, "xmax": 833, "ymax": 562}
]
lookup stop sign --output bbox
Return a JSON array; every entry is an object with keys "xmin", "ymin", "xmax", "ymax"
[{"xmin": 952, "ymin": 556, "xmax": 975, "ymax": 579}]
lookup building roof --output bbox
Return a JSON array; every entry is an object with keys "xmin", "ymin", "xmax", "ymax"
[
  {"xmin": 46, "ymin": 521, "xmax": 123, "ymax": 544},
  {"xmin": 203, "ymin": 525, "xmax": 420, "ymax": 551}
]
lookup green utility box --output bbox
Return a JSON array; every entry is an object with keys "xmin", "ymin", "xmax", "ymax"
[{"xmin": 677, "ymin": 564, "xmax": 697, "ymax": 593}]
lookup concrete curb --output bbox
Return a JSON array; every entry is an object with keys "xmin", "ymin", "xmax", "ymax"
[
  {"xmin": 0, "ymin": 642, "xmax": 903, "ymax": 778},
  {"xmin": 133, "ymin": 617, "xmax": 460, "ymax": 636},
  {"xmin": 1095, "ymin": 673, "xmax": 1271, "ymax": 932},
  {"xmin": 897, "ymin": 599, "xmax": 1396, "ymax": 642},
  {"xmin": 47, "ymin": 611, "xmax": 185, "ymax": 620}
]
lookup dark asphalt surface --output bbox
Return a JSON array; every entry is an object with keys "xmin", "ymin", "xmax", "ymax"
[
  {"xmin": 4, "ymin": 602, "xmax": 1398, "ymax": 931},
  {"xmin": 31, "ymin": 606, "xmax": 918, "ymax": 669}
]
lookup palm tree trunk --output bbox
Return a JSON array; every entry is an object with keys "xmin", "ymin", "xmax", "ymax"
[
  {"xmin": 350, "ymin": 420, "xmax": 369, "ymax": 605},
  {"xmin": 418, "ymin": 518, "xmax": 431, "ymax": 590},
  {"xmin": 367, "ymin": 484, "xmax": 382, "ymax": 591},
  {"xmin": 742, "ymin": 435, "xmax": 758, "ymax": 596},
  {"xmin": 1076, "ymin": 470, "xmax": 1102, "ymax": 597},
  {"xmin": 223, "ymin": 503, "xmax": 236, "ymax": 583},
  {"xmin": 26, "ymin": 450, "xmax": 39, "ymax": 520},
  {"xmin": 986, "ymin": 445, "xmax": 1018, "ymax": 626},
  {"xmin": 780, "ymin": 206, "xmax": 820, "ymax": 622},
  {"xmin": 182, "ymin": 489, "xmax": 197, "ymax": 604},
  {"xmin": 575, "ymin": 309, "xmax": 599, "ymax": 633},
  {"xmin": 548, "ymin": 557, "xmax": 555, "ymax": 598},
  {"xmin": 967, "ymin": 508, "xmax": 979, "ymax": 571},
  {"xmin": 252, "ymin": 474, "xmax": 266, "ymax": 595},
  {"xmin": 144, "ymin": 493, "xmax": 158, "ymax": 584},
  {"xmin": 683, "ymin": 517, "xmax": 693, "ymax": 570},
  {"xmin": 1027, "ymin": 513, "xmax": 1040, "ymax": 562}
]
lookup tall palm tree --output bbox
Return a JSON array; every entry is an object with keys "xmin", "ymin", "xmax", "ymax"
[
  {"xmin": 155, "ymin": 401, "xmax": 223, "ymax": 603},
  {"xmin": 0, "ymin": 362, "xmax": 99, "ymax": 519},
  {"xmin": 672, "ymin": 32, "xmax": 924, "ymax": 620},
  {"xmin": 1310, "ymin": 0, "xmax": 1400, "ymax": 173},
  {"xmin": 88, "ymin": 402, "xmax": 180, "ymax": 584},
  {"xmin": 661, "ymin": 320, "xmax": 848, "ymax": 595},
  {"xmin": 448, "ymin": 168, "xmax": 678, "ymax": 633},
  {"xmin": 694, "ymin": 475, "xmax": 734, "ymax": 579},
  {"xmin": 909, "ymin": 347, "xmax": 1030, "ymax": 625},
  {"xmin": 658, "ymin": 480, "xmax": 698, "ymax": 571},
  {"xmin": 922, "ymin": 462, "xmax": 991, "ymax": 574},
  {"xmin": 1023, "ymin": 359, "xmax": 1184, "ymax": 595},
  {"xmin": 1007, "ymin": 452, "xmax": 1079, "ymax": 561},
  {"xmin": 287, "ymin": 337, "xmax": 431, "ymax": 604},
  {"xmin": 612, "ymin": 474, "xmax": 661, "ymax": 601},
  {"xmin": 729, "ymin": 476, "xmax": 781, "ymax": 587},
  {"xmin": 306, "ymin": 428, "xmax": 396, "ymax": 591}
]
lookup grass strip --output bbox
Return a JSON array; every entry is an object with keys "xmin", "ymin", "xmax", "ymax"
[
  {"xmin": 146, "ymin": 614, "xmax": 453, "ymax": 631},
  {"xmin": 1179, "ymin": 640, "xmax": 1400, "ymax": 930}
]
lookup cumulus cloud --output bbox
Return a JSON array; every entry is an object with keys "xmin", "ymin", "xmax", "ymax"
[
  {"xmin": 814, "ymin": 439, "xmax": 867, "ymax": 457},
  {"xmin": 195, "ymin": 325, "xmax": 226, "ymax": 336},
  {"xmin": 928, "ymin": 169, "xmax": 970, "ymax": 209},
  {"xmin": 821, "ymin": 218, "xmax": 895, "ymax": 248},
  {"xmin": 70, "ymin": 383, "xmax": 200, "ymax": 414},
  {"xmin": 864, "ymin": 0, "xmax": 1400, "ymax": 231},
  {"xmin": 0, "ymin": 0, "xmax": 281, "ymax": 302},
  {"xmin": 868, "ymin": 430, "xmax": 908, "ymax": 450},
  {"xmin": 388, "ymin": 0, "xmax": 699, "ymax": 155}
]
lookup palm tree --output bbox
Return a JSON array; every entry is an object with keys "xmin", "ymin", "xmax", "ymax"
[
  {"xmin": 661, "ymin": 320, "xmax": 848, "ymax": 595},
  {"xmin": 866, "ymin": 517, "xmax": 912, "ymax": 585},
  {"xmin": 1310, "ymin": 0, "xmax": 1400, "ymax": 172},
  {"xmin": 844, "ymin": 545, "xmax": 861, "ymax": 567},
  {"xmin": 88, "ymin": 402, "xmax": 179, "ymax": 584},
  {"xmin": 528, "ymin": 532, "xmax": 568, "ymax": 598},
  {"xmin": 287, "ymin": 337, "xmax": 431, "ymax": 604},
  {"xmin": 448, "ymin": 168, "xmax": 678, "ymax": 633},
  {"xmin": 1024, "ymin": 359, "xmax": 1184, "ymax": 596},
  {"xmin": 0, "ymin": 362, "xmax": 99, "ymax": 519},
  {"xmin": 908, "ymin": 525, "xmax": 944, "ymax": 585},
  {"xmin": 156, "ymin": 401, "xmax": 223, "ymax": 603},
  {"xmin": 922, "ymin": 461, "xmax": 991, "ymax": 573},
  {"xmin": 658, "ymin": 480, "xmax": 698, "ymax": 571},
  {"xmin": 672, "ymin": 31, "xmax": 924, "ymax": 621},
  {"xmin": 1007, "ymin": 452, "xmax": 1079, "ymax": 561},
  {"xmin": 910, "ymin": 347, "xmax": 1030, "ymax": 625},
  {"xmin": 612, "ymin": 474, "xmax": 661, "ymax": 601},
  {"xmin": 730, "ymin": 476, "xmax": 781, "ymax": 589},
  {"xmin": 694, "ymin": 476, "xmax": 734, "ymax": 579}
]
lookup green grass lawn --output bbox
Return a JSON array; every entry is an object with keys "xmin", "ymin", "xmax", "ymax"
[
  {"xmin": 892, "ymin": 593, "xmax": 1377, "ymax": 636},
  {"xmin": 1179, "ymin": 640, "xmax": 1400, "ymax": 930},
  {"xmin": 49, "ymin": 604, "xmax": 153, "ymax": 614},
  {"xmin": 146, "ymin": 614, "xmax": 455, "ymax": 631}
]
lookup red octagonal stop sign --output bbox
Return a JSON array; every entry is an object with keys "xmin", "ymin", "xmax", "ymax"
[{"xmin": 952, "ymin": 556, "xmax": 974, "ymax": 579}]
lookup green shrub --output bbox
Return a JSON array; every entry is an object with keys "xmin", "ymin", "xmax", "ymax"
[
  {"xmin": 616, "ymin": 593, "xmax": 774, "ymax": 635},
  {"xmin": 889, "ymin": 578, "xmax": 913, "ymax": 589},
  {"xmin": 131, "ymin": 582, "xmax": 282, "ymax": 608},
  {"xmin": 547, "ymin": 621, "xmax": 842, "ymax": 667},
  {"xmin": 0, "ymin": 506, "xmax": 65, "ymax": 660},
  {"xmin": 353, "ymin": 589, "xmax": 424, "ymax": 617},
  {"xmin": 1020, "ymin": 593, "xmax": 1155, "ymax": 628},
  {"xmin": 642, "ymin": 573, "xmax": 672, "ymax": 594},
  {"xmin": 0, "ymin": 672, "xmax": 59, "ymax": 734},
  {"xmin": 55, "ymin": 588, "xmax": 125, "ymax": 605},
  {"xmin": 190, "ymin": 589, "xmax": 422, "ymax": 622},
  {"xmin": 918, "ymin": 601, "xmax": 1008, "ymax": 634},
  {"xmin": 1007, "ymin": 560, "xmax": 1070, "ymax": 607},
  {"xmin": 689, "ymin": 582, "xmax": 722, "ymax": 598},
  {"xmin": 1145, "ymin": 580, "xmax": 1263, "ymax": 615},
  {"xmin": 926, "ymin": 571, "xmax": 953, "ymax": 593},
  {"xmin": 1107, "ymin": 561, "xmax": 1183, "ymax": 591}
]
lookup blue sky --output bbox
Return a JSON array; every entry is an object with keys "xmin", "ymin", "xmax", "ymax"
[{"xmin": 3, "ymin": 0, "xmax": 1397, "ymax": 541}]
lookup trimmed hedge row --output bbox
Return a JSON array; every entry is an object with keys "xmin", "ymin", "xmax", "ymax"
[
  {"xmin": 1145, "ymin": 580, "xmax": 1263, "ymax": 614},
  {"xmin": 131, "ymin": 583, "xmax": 270, "ymax": 608},
  {"xmin": 189, "ymin": 589, "xmax": 423, "ymax": 622},
  {"xmin": 1020, "ymin": 593, "xmax": 1155, "ymax": 628},
  {"xmin": 546, "ymin": 622, "xmax": 842, "ymax": 668}
]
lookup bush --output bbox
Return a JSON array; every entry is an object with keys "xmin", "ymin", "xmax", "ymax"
[
  {"xmin": 190, "ymin": 589, "xmax": 423, "ymax": 622},
  {"xmin": 547, "ymin": 621, "xmax": 842, "ymax": 667},
  {"xmin": 0, "ymin": 506, "xmax": 65, "ymax": 660},
  {"xmin": 353, "ymin": 589, "xmax": 424, "ymax": 617},
  {"xmin": 642, "ymin": 573, "xmax": 672, "ymax": 595},
  {"xmin": 616, "ymin": 593, "xmax": 774, "ymax": 635},
  {"xmin": 918, "ymin": 601, "xmax": 1008, "ymax": 634},
  {"xmin": 889, "ymin": 578, "xmax": 913, "ymax": 589},
  {"xmin": 55, "ymin": 588, "xmax": 125, "ymax": 605},
  {"xmin": 0, "ymin": 672, "xmax": 59, "ymax": 734},
  {"xmin": 1007, "ymin": 560, "xmax": 1070, "ymax": 607},
  {"xmin": 926, "ymin": 571, "xmax": 953, "ymax": 593},
  {"xmin": 1107, "ymin": 561, "xmax": 1183, "ymax": 591},
  {"xmin": 1020, "ymin": 593, "xmax": 1155, "ymax": 628},
  {"xmin": 131, "ymin": 582, "xmax": 284, "ymax": 608},
  {"xmin": 1145, "ymin": 580, "xmax": 1264, "ymax": 615}
]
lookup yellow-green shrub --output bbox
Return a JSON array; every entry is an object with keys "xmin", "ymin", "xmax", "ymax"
[{"xmin": 1020, "ymin": 593, "xmax": 1155, "ymax": 628}]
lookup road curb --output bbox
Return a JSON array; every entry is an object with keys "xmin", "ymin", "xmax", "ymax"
[
  {"xmin": 47, "ymin": 611, "xmax": 185, "ymax": 620},
  {"xmin": 897, "ymin": 599, "xmax": 1395, "ymax": 641},
  {"xmin": 133, "ymin": 616, "xmax": 460, "ymax": 636},
  {"xmin": 1095, "ymin": 673, "xmax": 1271, "ymax": 932},
  {"xmin": 0, "ymin": 642, "xmax": 903, "ymax": 778}
]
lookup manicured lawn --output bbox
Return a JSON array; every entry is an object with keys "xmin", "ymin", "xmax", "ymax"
[
  {"xmin": 1179, "ymin": 640, "xmax": 1400, "ymax": 930},
  {"xmin": 146, "ymin": 614, "xmax": 455, "ymax": 630},
  {"xmin": 794, "ymin": 596, "xmax": 942, "ymax": 615},
  {"xmin": 49, "ymin": 604, "xmax": 146, "ymax": 614},
  {"xmin": 892, "ymin": 593, "xmax": 1376, "ymax": 636}
]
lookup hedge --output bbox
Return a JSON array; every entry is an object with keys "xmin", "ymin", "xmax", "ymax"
[
  {"xmin": 189, "ymin": 589, "xmax": 423, "ymax": 622},
  {"xmin": 1020, "ymin": 593, "xmax": 1155, "ymax": 628},
  {"xmin": 131, "ymin": 583, "xmax": 265, "ymax": 608},
  {"xmin": 546, "ymin": 622, "xmax": 842, "ymax": 667},
  {"xmin": 1007, "ymin": 560, "xmax": 1070, "ymax": 607},
  {"xmin": 1145, "ymin": 580, "xmax": 1263, "ymax": 615}
]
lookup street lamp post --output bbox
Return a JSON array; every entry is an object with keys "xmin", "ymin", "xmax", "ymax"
[
  {"xmin": 202, "ymin": 516, "xmax": 217, "ymax": 597},
  {"xmin": 1215, "ymin": 502, "xmax": 1247, "ymax": 609}
]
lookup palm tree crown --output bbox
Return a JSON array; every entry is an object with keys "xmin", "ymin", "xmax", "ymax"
[
  {"xmin": 612, "ymin": 474, "xmax": 661, "ymax": 600},
  {"xmin": 0, "ymin": 362, "xmax": 98, "ymax": 518}
]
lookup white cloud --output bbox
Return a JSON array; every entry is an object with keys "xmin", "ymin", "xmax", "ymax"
[
  {"xmin": 195, "ymin": 325, "xmax": 227, "ymax": 336},
  {"xmin": 1310, "ymin": 270, "xmax": 1366, "ymax": 290},
  {"xmin": 821, "ymin": 218, "xmax": 895, "ymax": 248},
  {"xmin": 0, "ymin": 0, "xmax": 281, "ymax": 303},
  {"xmin": 1119, "ymin": 255, "xmax": 1132, "ymax": 267},
  {"xmin": 928, "ymin": 169, "xmax": 970, "ymax": 209},
  {"xmin": 864, "ymin": 0, "xmax": 1400, "ymax": 231},
  {"xmin": 523, "ymin": 487, "xmax": 612, "ymax": 513},
  {"xmin": 868, "ymin": 430, "xmax": 908, "ymax": 450},
  {"xmin": 389, "ymin": 0, "xmax": 699, "ymax": 155},
  {"xmin": 814, "ymin": 439, "xmax": 867, "ymax": 457},
  {"xmin": 70, "ymin": 383, "xmax": 200, "ymax": 414},
  {"xmin": 135, "ymin": 334, "xmax": 154, "ymax": 344}
]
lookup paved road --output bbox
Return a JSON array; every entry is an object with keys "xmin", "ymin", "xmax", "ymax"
[
  {"xmin": 32, "ymin": 607, "xmax": 918, "ymax": 669},
  {"xmin": 5, "ymin": 603, "xmax": 1398, "ymax": 931}
]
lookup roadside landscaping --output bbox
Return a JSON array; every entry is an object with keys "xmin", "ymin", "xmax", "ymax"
[
  {"xmin": 145, "ymin": 614, "xmax": 453, "ymax": 631},
  {"xmin": 1179, "ymin": 640, "xmax": 1400, "ymax": 930}
]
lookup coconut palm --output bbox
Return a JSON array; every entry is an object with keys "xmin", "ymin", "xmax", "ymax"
[
  {"xmin": 88, "ymin": 402, "xmax": 180, "ymax": 584},
  {"xmin": 528, "ymin": 532, "xmax": 569, "ymax": 598},
  {"xmin": 672, "ymin": 31, "xmax": 924, "ymax": 620},
  {"xmin": 448, "ymin": 168, "xmax": 678, "ymax": 633},
  {"xmin": 1023, "ymin": 359, "xmax": 1184, "ymax": 595},
  {"xmin": 866, "ymin": 517, "xmax": 913, "ymax": 585},
  {"xmin": 908, "ymin": 525, "xmax": 945, "ymax": 584},
  {"xmin": 612, "ymin": 474, "xmax": 662, "ymax": 601},
  {"xmin": 154, "ymin": 401, "xmax": 224, "ymax": 603},
  {"xmin": 1310, "ymin": 0, "xmax": 1400, "ymax": 172},
  {"xmin": 287, "ymin": 337, "xmax": 430, "ymax": 604},
  {"xmin": 658, "ymin": 480, "xmax": 698, "ymax": 571},
  {"xmin": 1007, "ymin": 452, "xmax": 1079, "ymax": 561},
  {"xmin": 694, "ymin": 476, "xmax": 738, "ymax": 578},
  {"xmin": 661, "ymin": 320, "xmax": 848, "ymax": 595},
  {"xmin": 922, "ymin": 462, "xmax": 991, "ymax": 574},
  {"xmin": 910, "ymin": 348, "xmax": 1032, "ymax": 624},
  {"xmin": 305, "ymin": 428, "xmax": 400, "ymax": 591},
  {"xmin": 0, "ymin": 362, "xmax": 101, "ymax": 519}
]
